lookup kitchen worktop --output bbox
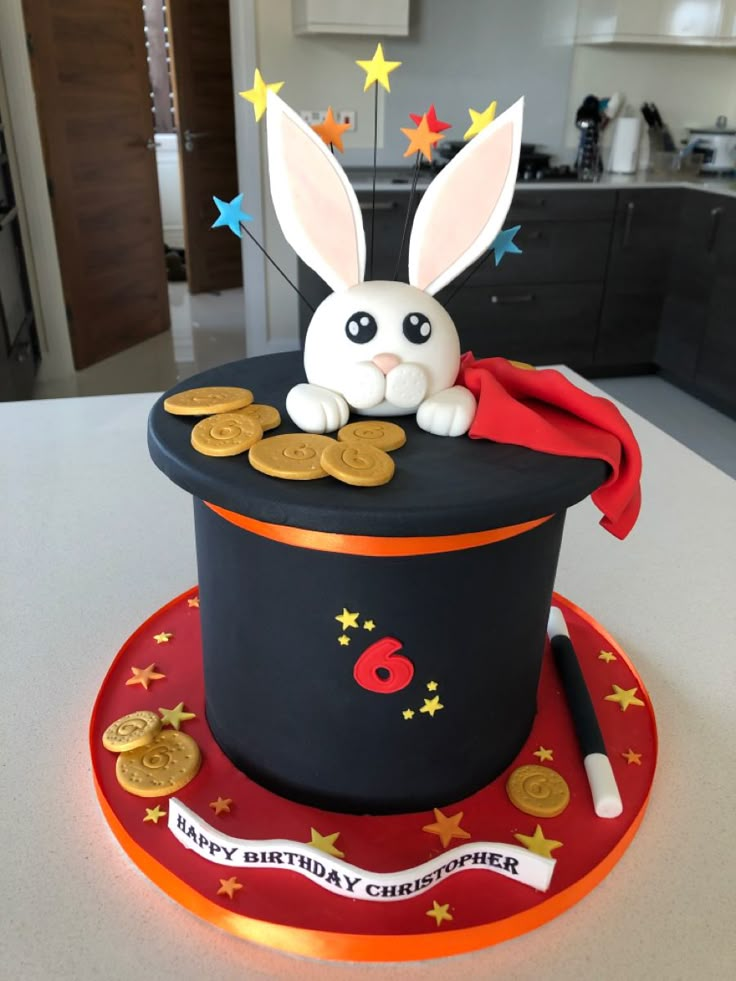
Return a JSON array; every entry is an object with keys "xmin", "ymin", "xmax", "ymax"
[
  {"xmin": 348, "ymin": 166, "xmax": 736, "ymax": 197},
  {"xmin": 2, "ymin": 377, "xmax": 734, "ymax": 978}
]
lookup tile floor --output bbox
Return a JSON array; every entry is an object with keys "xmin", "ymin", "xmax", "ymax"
[{"xmin": 33, "ymin": 285, "xmax": 736, "ymax": 480}]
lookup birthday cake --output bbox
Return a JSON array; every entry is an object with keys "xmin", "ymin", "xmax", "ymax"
[{"xmin": 93, "ymin": 49, "xmax": 655, "ymax": 960}]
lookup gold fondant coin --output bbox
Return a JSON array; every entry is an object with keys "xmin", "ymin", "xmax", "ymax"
[
  {"xmin": 506, "ymin": 764, "xmax": 570, "ymax": 818},
  {"xmin": 321, "ymin": 441, "xmax": 395, "ymax": 487},
  {"xmin": 102, "ymin": 711, "xmax": 161, "ymax": 753},
  {"xmin": 249, "ymin": 433, "xmax": 336, "ymax": 480},
  {"xmin": 241, "ymin": 403, "xmax": 282, "ymax": 432},
  {"xmin": 337, "ymin": 420, "xmax": 406, "ymax": 452},
  {"xmin": 115, "ymin": 730, "xmax": 201, "ymax": 798},
  {"xmin": 164, "ymin": 386, "xmax": 254, "ymax": 416},
  {"xmin": 191, "ymin": 412, "xmax": 263, "ymax": 457}
]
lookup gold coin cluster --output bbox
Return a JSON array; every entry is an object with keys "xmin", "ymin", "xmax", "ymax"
[
  {"xmin": 249, "ymin": 420, "xmax": 405, "ymax": 487},
  {"xmin": 103, "ymin": 710, "xmax": 201, "ymax": 798},
  {"xmin": 163, "ymin": 385, "xmax": 282, "ymax": 458}
]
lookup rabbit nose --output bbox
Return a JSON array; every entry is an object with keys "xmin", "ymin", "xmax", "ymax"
[{"xmin": 372, "ymin": 353, "xmax": 401, "ymax": 375}]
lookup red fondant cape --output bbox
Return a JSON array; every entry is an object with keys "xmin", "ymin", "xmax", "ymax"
[{"xmin": 457, "ymin": 354, "xmax": 642, "ymax": 539}]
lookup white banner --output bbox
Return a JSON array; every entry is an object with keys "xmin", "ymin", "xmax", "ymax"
[{"xmin": 168, "ymin": 798, "xmax": 555, "ymax": 898}]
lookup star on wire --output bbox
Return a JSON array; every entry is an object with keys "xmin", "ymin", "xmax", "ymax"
[
  {"xmin": 312, "ymin": 107, "xmax": 351, "ymax": 153},
  {"xmin": 212, "ymin": 194, "xmax": 253, "ymax": 238},
  {"xmin": 491, "ymin": 225, "xmax": 522, "ymax": 266},
  {"xmin": 401, "ymin": 115, "xmax": 443, "ymax": 162},
  {"xmin": 355, "ymin": 43, "xmax": 401, "ymax": 92},
  {"xmin": 464, "ymin": 100, "xmax": 497, "ymax": 140},
  {"xmin": 239, "ymin": 68, "xmax": 284, "ymax": 121},
  {"xmin": 409, "ymin": 104, "xmax": 451, "ymax": 134}
]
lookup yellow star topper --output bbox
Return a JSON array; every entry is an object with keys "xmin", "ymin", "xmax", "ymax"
[
  {"xmin": 356, "ymin": 43, "xmax": 401, "ymax": 93},
  {"xmin": 239, "ymin": 68, "xmax": 284, "ymax": 121},
  {"xmin": 464, "ymin": 100, "xmax": 497, "ymax": 140}
]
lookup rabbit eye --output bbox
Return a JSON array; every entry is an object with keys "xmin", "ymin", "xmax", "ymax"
[
  {"xmin": 345, "ymin": 311, "xmax": 377, "ymax": 344},
  {"xmin": 403, "ymin": 312, "xmax": 432, "ymax": 344}
]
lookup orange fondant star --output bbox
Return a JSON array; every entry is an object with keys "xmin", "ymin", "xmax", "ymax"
[
  {"xmin": 605, "ymin": 684, "xmax": 645, "ymax": 712},
  {"xmin": 312, "ymin": 106, "xmax": 351, "ymax": 153},
  {"xmin": 401, "ymin": 115, "xmax": 443, "ymax": 162},
  {"xmin": 143, "ymin": 805, "xmax": 167, "ymax": 824},
  {"xmin": 308, "ymin": 828, "xmax": 345, "ymax": 858},
  {"xmin": 153, "ymin": 632, "xmax": 173, "ymax": 644},
  {"xmin": 598, "ymin": 649, "xmax": 617, "ymax": 663},
  {"xmin": 420, "ymin": 695, "xmax": 444, "ymax": 717},
  {"xmin": 622, "ymin": 748, "xmax": 643, "ymax": 765},
  {"xmin": 514, "ymin": 824, "xmax": 563, "ymax": 859},
  {"xmin": 422, "ymin": 808, "xmax": 471, "ymax": 848},
  {"xmin": 533, "ymin": 746, "xmax": 554, "ymax": 762},
  {"xmin": 209, "ymin": 797, "xmax": 233, "ymax": 816},
  {"xmin": 217, "ymin": 876, "xmax": 243, "ymax": 899},
  {"xmin": 426, "ymin": 900, "xmax": 453, "ymax": 926},
  {"xmin": 187, "ymin": 596, "xmax": 200, "ymax": 608},
  {"xmin": 355, "ymin": 43, "xmax": 401, "ymax": 93},
  {"xmin": 125, "ymin": 663, "xmax": 166, "ymax": 690}
]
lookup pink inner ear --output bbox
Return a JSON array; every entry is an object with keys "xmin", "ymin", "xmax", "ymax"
[
  {"xmin": 282, "ymin": 116, "xmax": 362, "ymax": 289},
  {"xmin": 414, "ymin": 121, "xmax": 514, "ymax": 292}
]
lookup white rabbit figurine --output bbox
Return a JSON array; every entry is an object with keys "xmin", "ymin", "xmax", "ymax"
[{"xmin": 265, "ymin": 91, "xmax": 523, "ymax": 436}]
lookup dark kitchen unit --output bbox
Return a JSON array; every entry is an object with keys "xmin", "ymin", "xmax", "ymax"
[
  {"xmin": 0, "ymin": 110, "xmax": 40, "ymax": 401},
  {"xmin": 296, "ymin": 175, "xmax": 736, "ymax": 419}
]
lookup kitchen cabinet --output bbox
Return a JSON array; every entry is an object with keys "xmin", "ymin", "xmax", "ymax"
[
  {"xmin": 292, "ymin": 0, "xmax": 410, "ymax": 36},
  {"xmin": 658, "ymin": 192, "xmax": 736, "ymax": 414},
  {"xmin": 596, "ymin": 190, "xmax": 681, "ymax": 367},
  {"xmin": 575, "ymin": 0, "xmax": 725, "ymax": 44}
]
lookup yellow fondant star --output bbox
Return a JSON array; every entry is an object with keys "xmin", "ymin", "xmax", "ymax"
[
  {"xmin": 420, "ymin": 696, "xmax": 444, "ymax": 717},
  {"xmin": 605, "ymin": 684, "xmax": 645, "ymax": 712},
  {"xmin": 336, "ymin": 608, "xmax": 360, "ymax": 630},
  {"xmin": 463, "ymin": 100, "xmax": 497, "ymax": 140},
  {"xmin": 422, "ymin": 808, "xmax": 471, "ymax": 848},
  {"xmin": 308, "ymin": 828, "xmax": 345, "ymax": 859},
  {"xmin": 217, "ymin": 876, "xmax": 243, "ymax": 899},
  {"xmin": 402, "ymin": 708, "xmax": 415, "ymax": 720},
  {"xmin": 533, "ymin": 746, "xmax": 554, "ymax": 762},
  {"xmin": 312, "ymin": 106, "xmax": 352, "ymax": 153},
  {"xmin": 209, "ymin": 797, "xmax": 233, "ymax": 816},
  {"xmin": 598, "ymin": 649, "xmax": 617, "ymax": 663},
  {"xmin": 338, "ymin": 635, "xmax": 351, "ymax": 647},
  {"xmin": 153, "ymin": 632, "xmax": 173, "ymax": 644},
  {"xmin": 401, "ymin": 115, "xmax": 443, "ymax": 162},
  {"xmin": 622, "ymin": 748, "xmax": 643, "ymax": 765},
  {"xmin": 125, "ymin": 663, "xmax": 166, "ymax": 690},
  {"xmin": 187, "ymin": 596, "xmax": 200, "ymax": 608},
  {"xmin": 355, "ymin": 43, "xmax": 401, "ymax": 93},
  {"xmin": 426, "ymin": 900, "xmax": 453, "ymax": 926},
  {"xmin": 426, "ymin": 680, "xmax": 438, "ymax": 692},
  {"xmin": 143, "ymin": 805, "xmax": 167, "ymax": 824},
  {"xmin": 514, "ymin": 824, "xmax": 563, "ymax": 859},
  {"xmin": 363, "ymin": 620, "xmax": 376, "ymax": 631},
  {"xmin": 159, "ymin": 702, "xmax": 196, "ymax": 730},
  {"xmin": 239, "ymin": 68, "xmax": 284, "ymax": 122}
]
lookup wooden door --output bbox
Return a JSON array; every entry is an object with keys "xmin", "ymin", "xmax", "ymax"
[
  {"xmin": 166, "ymin": 0, "xmax": 242, "ymax": 294},
  {"xmin": 22, "ymin": 0, "xmax": 170, "ymax": 370}
]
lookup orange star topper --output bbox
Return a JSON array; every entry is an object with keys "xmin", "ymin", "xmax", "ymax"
[
  {"xmin": 312, "ymin": 107, "xmax": 351, "ymax": 153},
  {"xmin": 401, "ymin": 115, "xmax": 443, "ymax": 163}
]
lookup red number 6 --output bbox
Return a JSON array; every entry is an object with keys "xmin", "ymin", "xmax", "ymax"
[{"xmin": 353, "ymin": 637, "xmax": 414, "ymax": 694}]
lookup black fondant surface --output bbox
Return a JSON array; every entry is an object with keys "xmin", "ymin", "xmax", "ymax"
[
  {"xmin": 149, "ymin": 352, "xmax": 608, "ymax": 536},
  {"xmin": 196, "ymin": 499, "xmax": 567, "ymax": 815}
]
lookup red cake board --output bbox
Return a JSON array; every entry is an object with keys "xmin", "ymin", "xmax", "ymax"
[{"xmin": 90, "ymin": 588, "xmax": 657, "ymax": 962}]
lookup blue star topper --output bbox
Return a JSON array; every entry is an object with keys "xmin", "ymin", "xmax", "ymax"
[
  {"xmin": 211, "ymin": 194, "xmax": 253, "ymax": 237},
  {"xmin": 490, "ymin": 225, "xmax": 522, "ymax": 266}
]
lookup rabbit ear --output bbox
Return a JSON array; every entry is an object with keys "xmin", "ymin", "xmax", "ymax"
[
  {"xmin": 265, "ymin": 91, "xmax": 365, "ymax": 291},
  {"xmin": 408, "ymin": 98, "xmax": 523, "ymax": 296}
]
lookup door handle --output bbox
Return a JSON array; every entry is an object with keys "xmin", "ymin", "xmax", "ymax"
[
  {"xmin": 490, "ymin": 293, "xmax": 535, "ymax": 304},
  {"xmin": 183, "ymin": 129, "xmax": 210, "ymax": 152},
  {"xmin": 707, "ymin": 206, "xmax": 723, "ymax": 253}
]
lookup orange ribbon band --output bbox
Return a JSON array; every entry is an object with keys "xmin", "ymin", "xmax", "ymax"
[{"xmin": 204, "ymin": 503, "xmax": 553, "ymax": 557}]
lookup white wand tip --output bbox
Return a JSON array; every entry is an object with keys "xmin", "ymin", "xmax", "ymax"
[{"xmin": 547, "ymin": 606, "xmax": 569, "ymax": 640}]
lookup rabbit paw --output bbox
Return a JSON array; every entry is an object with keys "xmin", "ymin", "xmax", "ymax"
[
  {"xmin": 416, "ymin": 386, "xmax": 477, "ymax": 437},
  {"xmin": 285, "ymin": 383, "xmax": 350, "ymax": 433}
]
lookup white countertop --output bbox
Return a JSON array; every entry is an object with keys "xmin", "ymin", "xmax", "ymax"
[{"xmin": 2, "ymin": 379, "xmax": 734, "ymax": 979}]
